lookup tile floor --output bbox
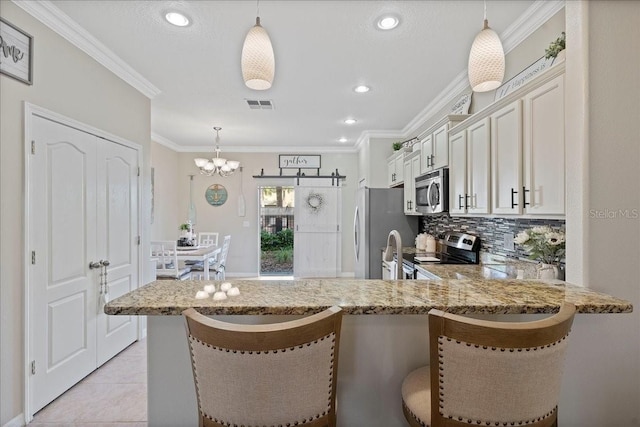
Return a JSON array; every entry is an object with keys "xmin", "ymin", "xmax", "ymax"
[{"xmin": 29, "ymin": 339, "xmax": 148, "ymax": 426}]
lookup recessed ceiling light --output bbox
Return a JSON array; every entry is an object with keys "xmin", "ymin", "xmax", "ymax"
[
  {"xmin": 354, "ymin": 85, "xmax": 370, "ymax": 93},
  {"xmin": 377, "ymin": 15, "xmax": 399, "ymax": 30},
  {"xmin": 339, "ymin": 137, "xmax": 348, "ymax": 143},
  {"xmin": 165, "ymin": 12, "xmax": 190, "ymax": 27},
  {"xmin": 344, "ymin": 118, "xmax": 357, "ymax": 125}
]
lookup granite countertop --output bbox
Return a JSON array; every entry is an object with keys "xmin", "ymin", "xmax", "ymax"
[{"xmin": 104, "ymin": 278, "xmax": 633, "ymax": 316}]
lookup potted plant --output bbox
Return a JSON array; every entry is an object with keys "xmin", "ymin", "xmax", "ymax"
[
  {"xmin": 545, "ymin": 31, "xmax": 566, "ymax": 60},
  {"xmin": 179, "ymin": 222, "xmax": 193, "ymax": 239},
  {"xmin": 392, "ymin": 142, "xmax": 404, "ymax": 151}
]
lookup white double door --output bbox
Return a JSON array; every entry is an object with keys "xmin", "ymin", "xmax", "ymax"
[
  {"xmin": 28, "ymin": 115, "xmax": 139, "ymax": 413},
  {"xmin": 293, "ymin": 181, "xmax": 342, "ymax": 278}
]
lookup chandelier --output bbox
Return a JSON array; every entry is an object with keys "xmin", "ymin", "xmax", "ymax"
[
  {"xmin": 194, "ymin": 127, "xmax": 240, "ymax": 177},
  {"xmin": 467, "ymin": 0, "xmax": 505, "ymax": 92}
]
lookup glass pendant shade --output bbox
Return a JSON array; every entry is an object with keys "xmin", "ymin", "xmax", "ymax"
[
  {"xmin": 241, "ymin": 17, "xmax": 275, "ymax": 90},
  {"xmin": 468, "ymin": 19, "xmax": 505, "ymax": 92},
  {"xmin": 193, "ymin": 127, "xmax": 240, "ymax": 177},
  {"xmin": 194, "ymin": 158, "xmax": 208, "ymax": 168}
]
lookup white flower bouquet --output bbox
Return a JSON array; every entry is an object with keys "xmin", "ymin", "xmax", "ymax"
[{"xmin": 514, "ymin": 226, "xmax": 566, "ymax": 265}]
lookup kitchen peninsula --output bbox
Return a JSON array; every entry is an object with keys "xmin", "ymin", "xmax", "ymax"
[{"xmin": 105, "ymin": 278, "xmax": 632, "ymax": 427}]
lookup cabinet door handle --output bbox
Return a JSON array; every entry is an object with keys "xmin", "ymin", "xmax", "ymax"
[
  {"xmin": 465, "ymin": 194, "xmax": 470, "ymax": 209},
  {"xmin": 523, "ymin": 186, "xmax": 530, "ymax": 207},
  {"xmin": 458, "ymin": 194, "xmax": 463, "ymax": 210},
  {"xmin": 511, "ymin": 188, "xmax": 519, "ymax": 208},
  {"xmin": 430, "ymin": 154, "xmax": 435, "ymax": 167}
]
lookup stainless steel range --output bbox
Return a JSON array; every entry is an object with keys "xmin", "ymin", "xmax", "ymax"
[{"xmin": 398, "ymin": 231, "xmax": 480, "ymax": 279}]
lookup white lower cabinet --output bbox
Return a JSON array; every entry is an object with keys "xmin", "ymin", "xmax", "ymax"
[
  {"xmin": 449, "ymin": 118, "xmax": 491, "ymax": 215},
  {"xmin": 491, "ymin": 75, "xmax": 565, "ymax": 215},
  {"xmin": 403, "ymin": 151, "xmax": 421, "ymax": 215}
]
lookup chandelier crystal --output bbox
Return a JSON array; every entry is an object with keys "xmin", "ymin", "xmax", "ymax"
[
  {"xmin": 194, "ymin": 127, "xmax": 240, "ymax": 177},
  {"xmin": 468, "ymin": 1, "xmax": 505, "ymax": 92}
]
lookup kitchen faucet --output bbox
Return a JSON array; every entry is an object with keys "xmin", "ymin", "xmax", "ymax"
[{"xmin": 383, "ymin": 230, "xmax": 403, "ymax": 279}]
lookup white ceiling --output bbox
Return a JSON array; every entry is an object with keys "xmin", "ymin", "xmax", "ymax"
[{"xmin": 45, "ymin": 0, "xmax": 537, "ymax": 152}]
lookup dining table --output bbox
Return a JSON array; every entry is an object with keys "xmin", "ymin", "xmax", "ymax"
[{"xmin": 175, "ymin": 245, "xmax": 221, "ymax": 280}]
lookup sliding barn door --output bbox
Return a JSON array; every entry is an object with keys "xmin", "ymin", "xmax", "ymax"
[
  {"xmin": 29, "ymin": 114, "xmax": 139, "ymax": 413},
  {"xmin": 293, "ymin": 182, "xmax": 342, "ymax": 278}
]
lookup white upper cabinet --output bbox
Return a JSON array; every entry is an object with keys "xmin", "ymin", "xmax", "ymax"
[
  {"xmin": 448, "ymin": 130, "xmax": 467, "ymax": 215},
  {"xmin": 449, "ymin": 119, "xmax": 491, "ymax": 215},
  {"xmin": 448, "ymin": 63, "xmax": 565, "ymax": 218},
  {"xmin": 490, "ymin": 75, "xmax": 565, "ymax": 215},
  {"xmin": 522, "ymin": 75, "xmax": 565, "ymax": 215},
  {"xmin": 403, "ymin": 151, "xmax": 422, "ymax": 215},
  {"xmin": 491, "ymin": 100, "xmax": 523, "ymax": 215},
  {"xmin": 419, "ymin": 115, "xmax": 469, "ymax": 176},
  {"xmin": 466, "ymin": 118, "xmax": 491, "ymax": 214},
  {"xmin": 387, "ymin": 150, "xmax": 406, "ymax": 187},
  {"xmin": 431, "ymin": 124, "xmax": 450, "ymax": 170}
]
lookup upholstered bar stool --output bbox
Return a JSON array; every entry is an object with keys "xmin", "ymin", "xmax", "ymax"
[
  {"xmin": 183, "ymin": 306, "xmax": 343, "ymax": 427},
  {"xmin": 402, "ymin": 303, "xmax": 576, "ymax": 427}
]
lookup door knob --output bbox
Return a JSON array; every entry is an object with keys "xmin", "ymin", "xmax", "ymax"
[
  {"xmin": 89, "ymin": 261, "xmax": 101, "ymax": 269},
  {"xmin": 101, "ymin": 260, "xmax": 110, "ymax": 267}
]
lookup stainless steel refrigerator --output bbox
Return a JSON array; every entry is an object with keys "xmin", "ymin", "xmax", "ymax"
[{"xmin": 354, "ymin": 187, "xmax": 419, "ymax": 279}]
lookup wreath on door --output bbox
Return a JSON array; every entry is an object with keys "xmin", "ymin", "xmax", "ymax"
[{"xmin": 305, "ymin": 192, "xmax": 324, "ymax": 214}]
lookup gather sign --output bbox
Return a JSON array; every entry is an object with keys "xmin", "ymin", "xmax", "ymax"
[{"xmin": 279, "ymin": 155, "xmax": 321, "ymax": 169}]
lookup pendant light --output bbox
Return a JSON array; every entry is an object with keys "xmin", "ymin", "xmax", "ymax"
[
  {"xmin": 241, "ymin": 0, "xmax": 275, "ymax": 90},
  {"xmin": 468, "ymin": 0, "xmax": 505, "ymax": 92}
]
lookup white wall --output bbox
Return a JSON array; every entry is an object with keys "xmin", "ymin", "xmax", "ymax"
[
  {"xmin": 164, "ymin": 151, "xmax": 359, "ymax": 276},
  {"xmin": 150, "ymin": 141, "xmax": 181, "ymax": 240},
  {"xmin": 560, "ymin": 2, "xmax": 640, "ymax": 425},
  {"xmin": 0, "ymin": 3, "xmax": 151, "ymax": 425}
]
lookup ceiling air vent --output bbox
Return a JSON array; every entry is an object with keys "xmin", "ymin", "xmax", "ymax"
[{"xmin": 246, "ymin": 99, "xmax": 274, "ymax": 110}]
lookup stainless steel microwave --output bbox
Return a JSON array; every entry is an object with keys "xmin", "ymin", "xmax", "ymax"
[{"xmin": 415, "ymin": 168, "xmax": 449, "ymax": 214}]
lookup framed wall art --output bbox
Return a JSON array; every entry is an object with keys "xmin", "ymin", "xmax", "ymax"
[
  {"xmin": 0, "ymin": 18, "xmax": 33, "ymax": 85},
  {"xmin": 205, "ymin": 184, "xmax": 228, "ymax": 206}
]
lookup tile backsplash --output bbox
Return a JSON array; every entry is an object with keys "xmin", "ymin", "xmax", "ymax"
[{"xmin": 419, "ymin": 215, "xmax": 566, "ymax": 261}]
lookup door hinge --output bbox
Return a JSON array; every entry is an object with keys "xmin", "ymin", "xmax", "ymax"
[
  {"xmin": 31, "ymin": 360, "xmax": 36, "ymax": 375},
  {"xmin": 31, "ymin": 251, "xmax": 36, "ymax": 265},
  {"xmin": 137, "ymin": 236, "xmax": 141, "ymax": 245},
  {"xmin": 31, "ymin": 140, "xmax": 35, "ymax": 155}
]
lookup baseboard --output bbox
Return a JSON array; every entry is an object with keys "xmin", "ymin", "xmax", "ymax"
[
  {"xmin": 339, "ymin": 272, "xmax": 355, "ymax": 278},
  {"xmin": 3, "ymin": 413, "xmax": 25, "ymax": 427}
]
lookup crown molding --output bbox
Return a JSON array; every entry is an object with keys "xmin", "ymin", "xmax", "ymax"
[
  {"xmin": 152, "ymin": 133, "xmax": 359, "ymax": 154},
  {"xmin": 360, "ymin": 0, "xmax": 566, "ymax": 144},
  {"xmin": 12, "ymin": 0, "xmax": 161, "ymax": 99},
  {"xmin": 354, "ymin": 129, "xmax": 405, "ymax": 152}
]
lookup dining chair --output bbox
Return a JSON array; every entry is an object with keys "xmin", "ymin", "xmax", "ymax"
[
  {"xmin": 402, "ymin": 303, "xmax": 576, "ymax": 427},
  {"xmin": 182, "ymin": 306, "xmax": 343, "ymax": 427},
  {"xmin": 198, "ymin": 232, "xmax": 219, "ymax": 247},
  {"xmin": 190, "ymin": 235, "xmax": 230, "ymax": 280},
  {"xmin": 211, "ymin": 235, "xmax": 230, "ymax": 279},
  {"xmin": 150, "ymin": 240, "xmax": 192, "ymax": 280}
]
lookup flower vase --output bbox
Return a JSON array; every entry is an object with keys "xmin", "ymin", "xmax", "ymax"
[{"xmin": 537, "ymin": 263, "xmax": 562, "ymax": 280}]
